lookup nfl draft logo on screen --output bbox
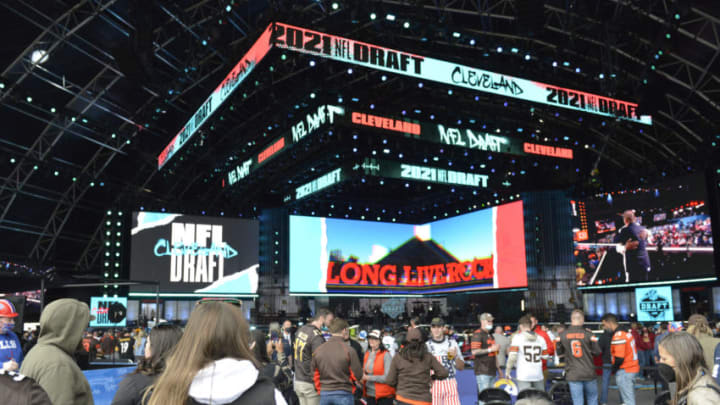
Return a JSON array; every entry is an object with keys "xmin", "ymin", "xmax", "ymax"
[{"xmin": 638, "ymin": 288, "xmax": 671, "ymax": 320}]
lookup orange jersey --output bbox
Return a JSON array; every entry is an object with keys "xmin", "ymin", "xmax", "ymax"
[{"xmin": 611, "ymin": 330, "xmax": 640, "ymax": 373}]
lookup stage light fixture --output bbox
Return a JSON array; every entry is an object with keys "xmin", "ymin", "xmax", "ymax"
[
  {"xmin": 202, "ymin": 40, "xmax": 208, "ymax": 46},
  {"xmin": 381, "ymin": 75, "xmax": 387, "ymax": 81},
  {"xmin": 30, "ymin": 49, "xmax": 49, "ymax": 64},
  {"xmin": 469, "ymin": 39, "xmax": 476, "ymax": 45},
  {"xmin": 524, "ymin": 54, "xmax": 531, "ymax": 60},
  {"xmin": 575, "ymin": 67, "xmax": 581, "ymax": 73},
  {"xmin": 309, "ymin": 60, "xmax": 316, "ymax": 66},
  {"xmin": 386, "ymin": 14, "xmax": 395, "ymax": 21},
  {"xmin": 403, "ymin": 21, "xmax": 410, "ymax": 29},
  {"xmin": 226, "ymin": 5, "xmax": 232, "ymax": 12},
  {"xmin": 10, "ymin": 158, "xmax": 15, "ymax": 163},
  {"xmin": 26, "ymin": 96, "xmax": 32, "ymax": 103},
  {"xmin": 599, "ymin": 73, "xmax": 604, "ymax": 79},
  {"xmin": 332, "ymin": 2, "xmax": 339, "ymax": 10},
  {"xmin": 370, "ymin": 12, "xmax": 377, "ymax": 20},
  {"xmin": 552, "ymin": 61, "xmax": 558, "ymax": 67},
  {"xmin": 347, "ymin": 68, "xmax": 353, "ymax": 74},
  {"xmin": 50, "ymin": 107, "xmax": 56, "ymax": 113},
  {"xmin": 453, "ymin": 32, "xmax": 461, "ymax": 38},
  {"xmin": 511, "ymin": 47, "xmax": 519, "ymax": 53},
  {"xmin": 496, "ymin": 46, "xmax": 503, "ymax": 52},
  {"xmin": 310, "ymin": 92, "xmax": 316, "ymax": 99}
]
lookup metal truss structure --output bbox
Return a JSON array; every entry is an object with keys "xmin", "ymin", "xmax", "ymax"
[{"xmin": 0, "ymin": 0, "xmax": 718, "ymax": 275}]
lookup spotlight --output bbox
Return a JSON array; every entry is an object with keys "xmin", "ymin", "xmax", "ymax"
[
  {"xmin": 347, "ymin": 68, "xmax": 353, "ymax": 74},
  {"xmin": 552, "ymin": 61, "xmax": 558, "ymax": 67},
  {"xmin": 403, "ymin": 21, "xmax": 410, "ymax": 29},
  {"xmin": 30, "ymin": 49, "xmax": 49, "ymax": 64},
  {"xmin": 524, "ymin": 54, "xmax": 531, "ymax": 61},
  {"xmin": 452, "ymin": 32, "xmax": 461, "ymax": 38},
  {"xmin": 309, "ymin": 60, "xmax": 316, "ymax": 67},
  {"xmin": 386, "ymin": 14, "xmax": 395, "ymax": 21},
  {"xmin": 226, "ymin": 5, "xmax": 232, "ymax": 12},
  {"xmin": 496, "ymin": 46, "xmax": 503, "ymax": 52},
  {"xmin": 331, "ymin": 2, "xmax": 339, "ymax": 10},
  {"xmin": 469, "ymin": 39, "xmax": 476, "ymax": 46},
  {"xmin": 598, "ymin": 73, "xmax": 605, "ymax": 79},
  {"xmin": 370, "ymin": 12, "xmax": 377, "ymax": 20},
  {"xmin": 575, "ymin": 67, "xmax": 581, "ymax": 73}
]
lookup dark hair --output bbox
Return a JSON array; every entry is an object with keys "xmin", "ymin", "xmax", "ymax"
[
  {"xmin": 399, "ymin": 340, "xmax": 429, "ymax": 362},
  {"xmin": 330, "ymin": 318, "xmax": 349, "ymax": 334},
  {"xmin": 518, "ymin": 316, "xmax": 532, "ymax": 329},
  {"xmin": 410, "ymin": 316, "xmax": 420, "ymax": 326},
  {"xmin": 601, "ymin": 313, "xmax": 618, "ymax": 324},
  {"xmin": 313, "ymin": 308, "xmax": 333, "ymax": 321},
  {"xmin": 135, "ymin": 324, "xmax": 183, "ymax": 376},
  {"xmin": 251, "ymin": 329, "xmax": 270, "ymax": 365}
]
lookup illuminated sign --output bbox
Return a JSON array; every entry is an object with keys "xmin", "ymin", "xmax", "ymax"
[
  {"xmin": 258, "ymin": 138, "xmax": 285, "ymax": 163},
  {"xmin": 90, "ymin": 297, "xmax": 128, "ymax": 328},
  {"xmin": 352, "ymin": 159, "xmax": 489, "ymax": 188},
  {"xmin": 271, "ymin": 22, "xmax": 652, "ymax": 125},
  {"xmin": 351, "ymin": 112, "xmax": 421, "ymax": 135},
  {"xmin": 398, "ymin": 163, "xmax": 489, "ymax": 187},
  {"xmin": 292, "ymin": 104, "xmax": 345, "ymax": 142},
  {"xmin": 153, "ymin": 222, "xmax": 237, "ymax": 283},
  {"xmin": 523, "ymin": 142, "xmax": 573, "ymax": 159},
  {"xmin": 158, "ymin": 24, "xmax": 274, "ymax": 169},
  {"xmin": 225, "ymin": 104, "xmax": 345, "ymax": 187},
  {"xmin": 636, "ymin": 286, "xmax": 674, "ymax": 322},
  {"xmin": 437, "ymin": 124, "xmax": 509, "ymax": 152},
  {"xmin": 295, "ymin": 168, "xmax": 344, "ymax": 200},
  {"xmin": 228, "ymin": 159, "xmax": 252, "ymax": 186}
]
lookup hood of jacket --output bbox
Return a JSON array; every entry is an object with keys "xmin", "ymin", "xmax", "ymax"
[
  {"xmin": 37, "ymin": 298, "xmax": 91, "ymax": 355},
  {"xmin": 522, "ymin": 330, "xmax": 538, "ymax": 342},
  {"xmin": 189, "ymin": 358, "xmax": 260, "ymax": 404}
]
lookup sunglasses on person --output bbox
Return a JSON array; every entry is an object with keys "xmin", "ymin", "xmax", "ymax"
[{"xmin": 196, "ymin": 298, "xmax": 243, "ymax": 307}]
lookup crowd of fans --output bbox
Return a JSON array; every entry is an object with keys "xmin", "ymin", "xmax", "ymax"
[{"xmin": 5, "ymin": 297, "xmax": 720, "ymax": 404}]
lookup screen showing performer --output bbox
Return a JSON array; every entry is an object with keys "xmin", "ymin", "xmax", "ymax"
[{"xmin": 576, "ymin": 175, "xmax": 715, "ymax": 287}]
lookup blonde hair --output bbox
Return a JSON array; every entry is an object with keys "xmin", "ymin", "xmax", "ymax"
[
  {"xmin": 659, "ymin": 332, "xmax": 709, "ymax": 405},
  {"xmin": 145, "ymin": 302, "xmax": 258, "ymax": 405}
]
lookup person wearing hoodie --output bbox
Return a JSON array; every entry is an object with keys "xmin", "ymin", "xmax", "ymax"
[
  {"xmin": 20, "ymin": 298, "xmax": 95, "ymax": 405},
  {"xmin": 386, "ymin": 327, "xmax": 449, "ymax": 405},
  {"xmin": 111, "ymin": 324, "xmax": 183, "ymax": 405},
  {"xmin": 658, "ymin": 331, "xmax": 720, "ymax": 405},
  {"xmin": 506, "ymin": 316, "xmax": 548, "ymax": 392},
  {"xmin": 146, "ymin": 301, "xmax": 287, "ymax": 405}
]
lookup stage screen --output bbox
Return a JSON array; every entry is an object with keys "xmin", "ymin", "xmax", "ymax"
[
  {"xmin": 635, "ymin": 286, "xmax": 674, "ymax": 322},
  {"xmin": 575, "ymin": 175, "xmax": 715, "ymax": 288},
  {"xmin": 130, "ymin": 212, "xmax": 259, "ymax": 295},
  {"xmin": 290, "ymin": 200, "xmax": 528, "ymax": 294},
  {"xmin": 90, "ymin": 296, "xmax": 128, "ymax": 328}
]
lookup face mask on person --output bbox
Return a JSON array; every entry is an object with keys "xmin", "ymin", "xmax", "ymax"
[
  {"xmin": 0, "ymin": 322, "xmax": 14, "ymax": 334},
  {"xmin": 658, "ymin": 363, "xmax": 676, "ymax": 383},
  {"xmin": 484, "ymin": 324, "xmax": 493, "ymax": 331}
]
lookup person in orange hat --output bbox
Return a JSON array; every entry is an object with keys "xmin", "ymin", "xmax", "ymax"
[{"xmin": 0, "ymin": 299, "xmax": 23, "ymax": 371}]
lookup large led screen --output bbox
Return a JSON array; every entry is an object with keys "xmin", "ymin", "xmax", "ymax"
[
  {"xmin": 130, "ymin": 212, "xmax": 259, "ymax": 295},
  {"xmin": 575, "ymin": 175, "xmax": 715, "ymax": 288},
  {"xmin": 290, "ymin": 201, "xmax": 528, "ymax": 294}
]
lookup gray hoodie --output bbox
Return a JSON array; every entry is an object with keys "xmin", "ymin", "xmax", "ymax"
[{"xmin": 20, "ymin": 298, "xmax": 94, "ymax": 405}]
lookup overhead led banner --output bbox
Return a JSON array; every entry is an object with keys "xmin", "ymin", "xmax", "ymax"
[
  {"xmin": 270, "ymin": 23, "xmax": 652, "ymax": 126},
  {"xmin": 158, "ymin": 24, "xmax": 275, "ymax": 169},
  {"xmin": 355, "ymin": 158, "xmax": 490, "ymax": 188},
  {"xmin": 294, "ymin": 167, "xmax": 347, "ymax": 200},
  {"xmin": 225, "ymin": 104, "xmax": 345, "ymax": 187},
  {"xmin": 347, "ymin": 108, "xmax": 574, "ymax": 159}
]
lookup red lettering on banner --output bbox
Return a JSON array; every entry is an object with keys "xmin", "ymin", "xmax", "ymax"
[
  {"xmin": 340, "ymin": 262, "xmax": 362, "ymax": 284},
  {"xmin": 258, "ymin": 138, "xmax": 286, "ymax": 163},
  {"xmin": 523, "ymin": 142, "xmax": 573, "ymax": 160},
  {"xmin": 380, "ymin": 265, "xmax": 397, "ymax": 286},
  {"xmin": 361, "ymin": 264, "xmax": 380, "ymax": 285},
  {"xmin": 327, "ymin": 262, "xmax": 340, "ymax": 284},
  {"xmin": 351, "ymin": 112, "xmax": 421, "ymax": 135}
]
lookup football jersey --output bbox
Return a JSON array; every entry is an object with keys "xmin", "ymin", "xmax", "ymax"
[
  {"xmin": 508, "ymin": 332, "xmax": 547, "ymax": 382},
  {"xmin": 611, "ymin": 329, "xmax": 640, "ymax": 373},
  {"xmin": 426, "ymin": 337, "xmax": 462, "ymax": 378}
]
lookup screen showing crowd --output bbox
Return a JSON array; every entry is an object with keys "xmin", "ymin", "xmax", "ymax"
[
  {"xmin": 289, "ymin": 200, "xmax": 528, "ymax": 294},
  {"xmin": 575, "ymin": 175, "xmax": 715, "ymax": 287}
]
